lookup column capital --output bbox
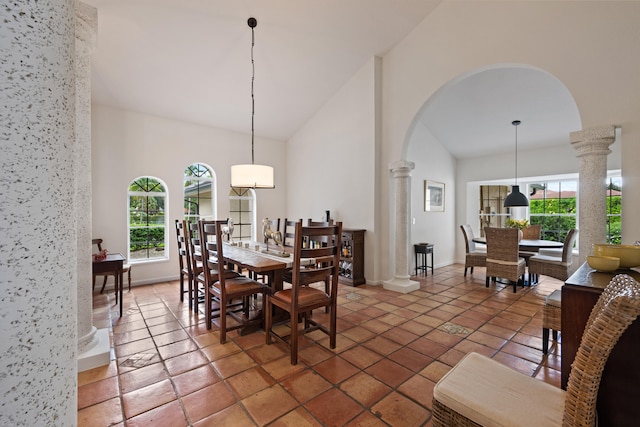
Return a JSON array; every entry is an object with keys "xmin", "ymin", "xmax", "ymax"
[
  {"xmin": 570, "ymin": 125, "xmax": 616, "ymax": 158},
  {"xmin": 75, "ymin": 2, "xmax": 97, "ymax": 50},
  {"xmin": 389, "ymin": 160, "xmax": 415, "ymax": 175}
]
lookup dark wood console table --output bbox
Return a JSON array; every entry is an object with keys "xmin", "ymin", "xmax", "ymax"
[{"xmin": 562, "ymin": 262, "xmax": 640, "ymax": 426}]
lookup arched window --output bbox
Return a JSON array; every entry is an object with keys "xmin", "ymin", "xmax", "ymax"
[
  {"xmin": 183, "ymin": 163, "xmax": 216, "ymax": 222},
  {"xmin": 128, "ymin": 176, "xmax": 168, "ymax": 262},
  {"xmin": 229, "ymin": 187, "xmax": 256, "ymax": 241}
]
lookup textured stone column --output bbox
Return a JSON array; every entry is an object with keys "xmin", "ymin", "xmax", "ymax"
[
  {"xmin": 76, "ymin": 2, "xmax": 107, "ymax": 371},
  {"xmin": 384, "ymin": 161, "xmax": 419, "ymax": 293},
  {"xmin": 0, "ymin": 0, "xmax": 78, "ymax": 425},
  {"xmin": 570, "ymin": 125, "xmax": 616, "ymax": 264}
]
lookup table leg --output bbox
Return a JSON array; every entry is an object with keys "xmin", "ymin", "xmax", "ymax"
[{"xmin": 119, "ymin": 266, "xmax": 123, "ymax": 317}]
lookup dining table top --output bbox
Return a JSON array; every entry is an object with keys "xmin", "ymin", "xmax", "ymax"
[{"xmin": 472, "ymin": 236, "xmax": 564, "ymax": 251}]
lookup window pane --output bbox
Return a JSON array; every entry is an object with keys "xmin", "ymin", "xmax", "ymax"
[{"xmin": 128, "ymin": 176, "xmax": 167, "ymax": 262}]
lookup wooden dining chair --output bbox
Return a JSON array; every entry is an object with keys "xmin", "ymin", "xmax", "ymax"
[
  {"xmin": 265, "ymin": 220, "xmax": 342, "ymax": 364},
  {"xmin": 92, "ymin": 238, "xmax": 132, "ymax": 293},
  {"xmin": 187, "ymin": 221, "xmax": 205, "ymax": 312},
  {"xmin": 432, "ymin": 273, "xmax": 640, "ymax": 427},
  {"xmin": 199, "ymin": 219, "xmax": 268, "ymax": 343},
  {"xmin": 460, "ymin": 225, "xmax": 486, "ymax": 277},
  {"xmin": 174, "ymin": 220, "xmax": 194, "ymax": 308},
  {"xmin": 484, "ymin": 227, "xmax": 525, "ymax": 293}
]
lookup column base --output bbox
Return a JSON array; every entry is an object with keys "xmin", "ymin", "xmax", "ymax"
[
  {"xmin": 383, "ymin": 276, "xmax": 420, "ymax": 294},
  {"xmin": 78, "ymin": 328, "xmax": 110, "ymax": 372}
]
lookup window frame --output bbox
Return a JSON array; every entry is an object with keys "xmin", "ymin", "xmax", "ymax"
[{"xmin": 127, "ymin": 176, "xmax": 169, "ymax": 264}]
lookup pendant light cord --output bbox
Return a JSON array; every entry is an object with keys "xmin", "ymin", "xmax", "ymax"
[
  {"xmin": 250, "ymin": 21, "xmax": 256, "ymax": 165},
  {"xmin": 512, "ymin": 120, "xmax": 521, "ymax": 185}
]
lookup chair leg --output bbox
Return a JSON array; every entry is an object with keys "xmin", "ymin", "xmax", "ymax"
[
  {"xmin": 265, "ymin": 295, "xmax": 272, "ymax": 345},
  {"xmin": 552, "ymin": 330, "xmax": 558, "ymax": 341},
  {"xmin": 290, "ymin": 306, "xmax": 299, "ymax": 365},
  {"xmin": 486, "ymin": 277, "xmax": 490, "ymax": 287},
  {"xmin": 127, "ymin": 269, "xmax": 131, "ymax": 291},
  {"xmin": 464, "ymin": 266, "xmax": 468, "ymax": 277},
  {"xmin": 179, "ymin": 274, "xmax": 185, "ymax": 302},
  {"xmin": 542, "ymin": 327, "xmax": 550, "ymax": 354},
  {"xmin": 220, "ymin": 295, "xmax": 227, "ymax": 344}
]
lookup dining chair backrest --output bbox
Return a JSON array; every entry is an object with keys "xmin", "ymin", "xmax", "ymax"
[
  {"xmin": 174, "ymin": 220, "xmax": 190, "ymax": 273},
  {"xmin": 187, "ymin": 220, "xmax": 203, "ymax": 276},
  {"xmin": 199, "ymin": 219, "xmax": 226, "ymax": 278},
  {"xmin": 460, "ymin": 224, "xmax": 478, "ymax": 253},
  {"xmin": 282, "ymin": 218, "xmax": 301, "ymax": 248},
  {"xmin": 293, "ymin": 221, "xmax": 342, "ymax": 289},
  {"xmin": 92, "ymin": 238, "xmax": 104, "ymax": 252},
  {"xmin": 522, "ymin": 224, "xmax": 541, "ymax": 240},
  {"xmin": 561, "ymin": 228, "xmax": 579, "ymax": 263},
  {"xmin": 485, "ymin": 227, "xmax": 519, "ymax": 262}
]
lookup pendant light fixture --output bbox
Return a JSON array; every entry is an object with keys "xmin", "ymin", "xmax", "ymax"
[
  {"xmin": 230, "ymin": 17, "xmax": 275, "ymax": 189},
  {"xmin": 503, "ymin": 120, "xmax": 529, "ymax": 207}
]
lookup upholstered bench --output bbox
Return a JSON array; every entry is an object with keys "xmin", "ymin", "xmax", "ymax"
[{"xmin": 433, "ymin": 352, "xmax": 565, "ymax": 426}]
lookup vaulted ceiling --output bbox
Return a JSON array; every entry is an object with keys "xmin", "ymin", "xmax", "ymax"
[{"xmin": 84, "ymin": 0, "xmax": 580, "ymax": 158}]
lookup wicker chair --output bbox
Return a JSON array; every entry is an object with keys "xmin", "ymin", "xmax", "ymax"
[
  {"xmin": 460, "ymin": 225, "xmax": 486, "ymax": 277},
  {"xmin": 530, "ymin": 229, "xmax": 579, "ymax": 354},
  {"xmin": 485, "ymin": 227, "xmax": 525, "ymax": 292},
  {"xmin": 519, "ymin": 225, "xmax": 541, "ymax": 274},
  {"xmin": 521, "ymin": 224, "xmax": 541, "ymax": 240},
  {"xmin": 542, "ymin": 288, "xmax": 562, "ymax": 354},
  {"xmin": 432, "ymin": 273, "xmax": 640, "ymax": 427},
  {"xmin": 529, "ymin": 229, "xmax": 578, "ymax": 282}
]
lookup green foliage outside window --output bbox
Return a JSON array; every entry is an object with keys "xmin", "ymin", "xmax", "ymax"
[{"xmin": 128, "ymin": 177, "xmax": 167, "ymax": 259}]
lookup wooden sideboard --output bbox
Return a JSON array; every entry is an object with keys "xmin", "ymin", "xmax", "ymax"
[
  {"xmin": 339, "ymin": 229, "xmax": 365, "ymax": 286},
  {"xmin": 562, "ymin": 262, "xmax": 640, "ymax": 426}
]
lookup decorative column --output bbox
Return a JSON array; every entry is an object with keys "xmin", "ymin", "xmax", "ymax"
[
  {"xmin": 384, "ymin": 161, "xmax": 420, "ymax": 293},
  {"xmin": 76, "ymin": 2, "xmax": 107, "ymax": 371},
  {"xmin": 0, "ymin": 0, "xmax": 78, "ymax": 425},
  {"xmin": 570, "ymin": 125, "xmax": 616, "ymax": 264}
]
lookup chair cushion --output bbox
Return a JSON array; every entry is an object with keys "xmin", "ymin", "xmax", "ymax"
[
  {"xmin": 544, "ymin": 289, "xmax": 562, "ymax": 307},
  {"xmin": 433, "ymin": 352, "xmax": 565, "ymax": 427},
  {"xmin": 272, "ymin": 286, "xmax": 329, "ymax": 307},
  {"xmin": 539, "ymin": 248, "xmax": 563, "ymax": 257},
  {"xmin": 530, "ymin": 254, "xmax": 565, "ymax": 265}
]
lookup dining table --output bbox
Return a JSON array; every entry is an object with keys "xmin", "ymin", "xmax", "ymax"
[
  {"xmin": 472, "ymin": 236, "xmax": 564, "ymax": 251},
  {"xmin": 92, "ymin": 252, "xmax": 126, "ymax": 317}
]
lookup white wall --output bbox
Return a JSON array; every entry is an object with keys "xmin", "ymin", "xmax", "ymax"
[
  {"xmin": 91, "ymin": 105, "xmax": 287, "ymax": 286},
  {"xmin": 287, "ymin": 58, "xmax": 379, "ymax": 283},
  {"xmin": 406, "ymin": 121, "xmax": 457, "ymax": 269},
  {"xmin": 381, "ymin": 1, "xmax": 640, "ymax": 277}
]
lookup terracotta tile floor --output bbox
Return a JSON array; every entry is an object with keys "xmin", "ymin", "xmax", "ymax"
[{"xmin": 78, "ymin": 264, "xmax": 563, "ymax": 426}]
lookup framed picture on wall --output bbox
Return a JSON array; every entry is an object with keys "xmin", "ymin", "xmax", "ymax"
[{"xmin": 425, "ymin": 180, "xmax": 445, "ymax": 212}]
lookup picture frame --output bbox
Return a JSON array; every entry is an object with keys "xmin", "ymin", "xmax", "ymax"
[{"xmin": 425, "ymin": 180, "xmax": 445, "ymax": 212}]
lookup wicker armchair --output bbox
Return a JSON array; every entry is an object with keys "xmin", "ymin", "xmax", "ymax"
[
  {"xmin": 485, "ymin": 227, "xmax": 525, "ymax": 293},
  {"xmin": 460, "ymin": 225, "xmax": 486, "ymax": 277},
  {"xmin": 432, "ymin": 273, "xmax": 640, "ymax": 427}
]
